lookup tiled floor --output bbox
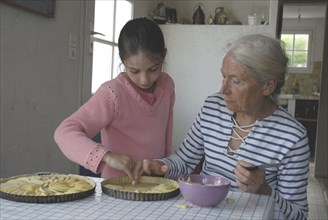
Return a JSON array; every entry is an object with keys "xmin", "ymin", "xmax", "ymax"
[{"xmin": 308, "ymin": 162, "xmax": 328, "ymax": 220}]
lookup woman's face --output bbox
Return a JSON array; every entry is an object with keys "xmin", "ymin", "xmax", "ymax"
[
  {"xmin": 124, "ymin": 53, "xmax": 162, "ymax": 93},
  {"xmin": 220, "ymin": 55, "xmax": 267, "ymax": 114}
]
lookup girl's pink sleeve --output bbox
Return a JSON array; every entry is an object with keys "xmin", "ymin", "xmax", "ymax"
[{"xmin": 54, "ymin": 83, "xmax": 118, "ymax": 173}]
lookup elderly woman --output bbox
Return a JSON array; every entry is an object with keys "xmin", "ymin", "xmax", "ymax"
[{"xmin": 134, "ymin": 34, "xmax": 310, "ymax": 219}]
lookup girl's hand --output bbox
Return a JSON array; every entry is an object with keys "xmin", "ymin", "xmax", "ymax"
[
  {"xmin": 102, "ymin": 152, "xmax": 134, "ymax": 181},
  {"xmin": 234, "ymin": 160, "xmax": 272, "ymax": 195},
  {"xmin": 132, "ymin": 159, "xmax": 168, "ymax": 184}
]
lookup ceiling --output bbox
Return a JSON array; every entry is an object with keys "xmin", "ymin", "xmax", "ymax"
[{"xmin": 283, "ymin": 4, "xmax": 326, "ymax": 19}]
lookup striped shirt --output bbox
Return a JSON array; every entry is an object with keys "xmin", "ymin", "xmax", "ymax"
[{"xmin": 163, "ymin": 93, "xmax": 310, "ymax": 220}]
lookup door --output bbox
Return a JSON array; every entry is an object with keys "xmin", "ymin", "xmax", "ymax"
[{"xmin": 82, "ymin": 0, "xmax": 133, "ymax": 103}]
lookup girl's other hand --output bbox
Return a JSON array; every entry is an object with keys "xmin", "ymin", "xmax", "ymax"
[
  {"xmin": 102, "ymin": 152, "xmax": 134, "ymax": 181},
  {"xmin": 132, "ymin": 159, "xmax": 168, "ymax": 184}
]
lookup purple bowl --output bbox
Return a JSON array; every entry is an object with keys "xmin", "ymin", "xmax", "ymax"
[{"xmin": 178, "ymin": 174, "xmax": 231, "ymax": 207}]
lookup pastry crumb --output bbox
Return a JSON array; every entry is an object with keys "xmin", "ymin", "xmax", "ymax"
[
  {"xmin": 226, "ymin": 197, "xmax": 234, "ymax": 204},
  {"xmin": 176, "ymin": 204, "xmax": 189, "ymax": 209}
]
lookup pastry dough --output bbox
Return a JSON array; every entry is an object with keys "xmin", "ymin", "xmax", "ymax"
[
  {"xmin": 103, "ymin": 176, "xmax": 179, "ymax": 193},
  {"xmin": 0, "ymin": 174, "xmax": 95, "ymax": 196},
  {"xmin": 104, "ymin": 182, "xmax": 178, "ymax": 193}
]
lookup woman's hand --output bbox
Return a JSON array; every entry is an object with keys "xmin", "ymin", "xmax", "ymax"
[
  {"xmin": 132, "ymin": 159, "xmax": 168, "ymax": 184},
  {"xmin": 234, "ymin": 160, "xmax": 272, "ymax": 195},
  {"xmin": 102, "ymin": 152, "xmax": 135, "ymax": 181}
]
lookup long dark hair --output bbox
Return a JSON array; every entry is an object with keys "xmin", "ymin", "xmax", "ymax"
[{"xmin": 118, "ymin": 17, "xmax": 166, "ymax": 63}]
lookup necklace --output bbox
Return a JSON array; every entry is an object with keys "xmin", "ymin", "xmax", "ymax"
[
  {"xmin": 231, "ymin": 117, "xmax": 255, "ymax": 132},
  {"xmin": 227, "ymin": 145, "xmax": 239, "ymax": 157},
  {"xmin": 226, "ymin": 116, "xmax": 256, "ymax": 157},
  {"xmin": 231, "ymin": 116, "xmax": 255, "ymax": 144}
]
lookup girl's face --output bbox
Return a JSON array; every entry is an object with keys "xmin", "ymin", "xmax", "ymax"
[
  {"xmin": 219, "ymin": 55, "xmax": 267, "ymax": 114},
  {"xmin": 124, "ymin": 53, "xmax": 163, "ymax": 93}
]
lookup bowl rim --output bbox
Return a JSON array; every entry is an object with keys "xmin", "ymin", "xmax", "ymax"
[{"xmin": 178, "ymin": 174, "xmax": 231, "ymax": 187}]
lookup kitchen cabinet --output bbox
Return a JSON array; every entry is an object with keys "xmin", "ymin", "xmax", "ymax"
[
  {"xmin": 295, "ymin": 100, "xmax": 319, "ymax": 120},
  {"xmin": 295, "ymin": 99, "xmax": 319, "ymax": 159},
  {"xmin": 278, "ymin": 96, "xmax": 319, "ymax": 159}
]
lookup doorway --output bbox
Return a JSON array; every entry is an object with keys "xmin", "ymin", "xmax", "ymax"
[{"xmin": 277, "ymin": 0, "xmax": 327, "ymax": 179}]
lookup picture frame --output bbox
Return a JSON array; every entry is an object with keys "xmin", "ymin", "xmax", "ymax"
[{"xmin": 2, "ymin": 0, "xmax": 55, "ymax": 18}]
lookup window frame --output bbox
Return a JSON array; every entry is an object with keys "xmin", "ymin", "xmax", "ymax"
[
  {"xmin": 281, "ymin": 30, "xmax": 313, "ymax": 74},
  {"xmin": 91, "ymin": 0, "xmax": 133, "ymax": 94}
]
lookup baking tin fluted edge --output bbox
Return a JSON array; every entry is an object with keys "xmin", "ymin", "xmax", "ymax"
[
  {"xmin": 101, "ymin": 177, "xmax": 180, "ymax": 201},
  {"xmin": 0, "ymin": 188, "xmax": 95, "ymax": 203},
  {"xmin": 0, "ymin": 174, "xmax": 96, "ymax": 203}
]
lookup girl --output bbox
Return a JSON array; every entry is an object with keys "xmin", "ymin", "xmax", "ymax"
[{"xmin": 54, "ymin": 18, "xmax": 175, "ymax": 181}]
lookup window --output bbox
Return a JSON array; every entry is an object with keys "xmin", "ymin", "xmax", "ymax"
[
  {"xmin": 92, "ymin": 0, "xmax": 133, "ymax": 93},
  {"xmin": 281, "ymin": 31, "xmax": 313, "ymax": 73}
]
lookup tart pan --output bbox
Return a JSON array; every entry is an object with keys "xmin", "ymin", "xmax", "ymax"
[
  {"xmin": 0, "ymin": 173, "xmax": 96, "ymax": 203},
  {"xmin": 101, "ymin": 176, "xmax": 180, "ymax": 201}
]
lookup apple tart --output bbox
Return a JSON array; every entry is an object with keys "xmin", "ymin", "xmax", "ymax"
[
  {"xmin": 0, "ymin": 173, "xmax": 96, "ymax": 203},
  {"xmin": 101, "ymin": 176, "xmax": 180, "ymax": 201}
]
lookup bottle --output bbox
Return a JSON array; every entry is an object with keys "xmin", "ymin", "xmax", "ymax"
[{"xmin": 291, "ymin": 80, "xmax": 299, "ymax": 94}]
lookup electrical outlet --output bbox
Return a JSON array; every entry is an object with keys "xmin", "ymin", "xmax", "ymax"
[{"xmin": 68, "ymin": 47, "xmax": 76, "ymax": 60}]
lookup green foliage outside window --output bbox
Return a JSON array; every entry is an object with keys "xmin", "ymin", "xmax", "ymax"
[{"xmin": 281, "ymin": 33, "xmax": 309, "ymax": 68}]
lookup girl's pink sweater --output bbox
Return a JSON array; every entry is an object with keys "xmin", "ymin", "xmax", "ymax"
[{"xmin": 54, "ymin": 73, "xmax": 175, "ymax": 179}]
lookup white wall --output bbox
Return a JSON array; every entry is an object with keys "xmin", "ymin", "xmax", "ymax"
[
  {"xmin": 133, "ymin": 1, "xmax": 158, "ymax": 18},
  {"xmin": 0, "ymin": 1, "xmax": 83, "ymax": 177}
]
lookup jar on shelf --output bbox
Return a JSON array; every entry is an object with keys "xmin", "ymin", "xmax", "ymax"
[
  {"xmin": 248, "ymin": 6, "xmax": 261, "ymax": 25},
  {"xmin": 214, "ymin": 7, "xmax": 227, "ymax": 25}
]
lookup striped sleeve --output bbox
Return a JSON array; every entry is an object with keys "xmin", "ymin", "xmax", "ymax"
[
  {"xmin": 163, "ymin": 110, "xmax": 205, "ymax": 179},
  {"xmin": 272, "ymin": 132, "xmax": 310, "ymax": 220}
]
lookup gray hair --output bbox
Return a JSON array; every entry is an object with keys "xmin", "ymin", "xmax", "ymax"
[{"xmin": 226, "ymin": 34, "xmax": 288, "ymax": 103}]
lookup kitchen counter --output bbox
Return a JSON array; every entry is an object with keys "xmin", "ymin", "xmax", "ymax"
[
  {"xmin": 278, "ymin": 94, "xmax": 320, "ymax": 100},
  {"xmin": 0, "ymin": 177, "xmax": 274, "ymax": 219},
  {"xmin": 278, "ymin": 94, "xmax": 320, "ymax": 117}
]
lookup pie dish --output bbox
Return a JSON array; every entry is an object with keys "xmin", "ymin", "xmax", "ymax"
[
  {"xmin": 0, "ymin": 173, "xmax": 96, "ymax": 203},
  {"xmin": 101, "ymin": 176, "xmax": 180, "ymax": 201}
]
